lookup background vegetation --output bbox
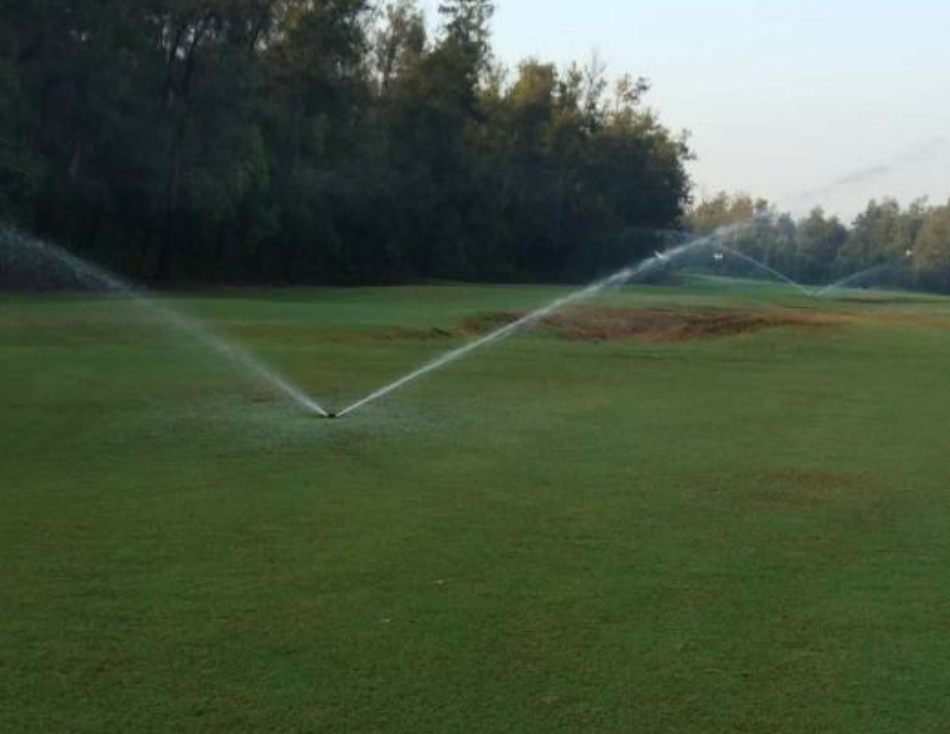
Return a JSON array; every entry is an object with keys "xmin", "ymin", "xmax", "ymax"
[
  {"xmin": 688, "ymin": 194, "xmax": 950, "ymax": 292},
  {"xmin": 1, "ymin": 0, "xmax": 949, "ymax": 290},
  {"xmin": 0, "ymin": 0, "xmax": 690, "ymax": 284}
]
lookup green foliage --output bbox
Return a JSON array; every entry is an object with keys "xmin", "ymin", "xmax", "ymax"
[
  {"xmin": 914, "ymin": 201, "xmax": 950, "ymax": 290},
  {"xmin": 794, "ymin": 208, "xmax": 848, "ymax": 282},
  {"xmin": 0, "ymin": 0, "xmax": 691, "ymax": 284},
  {"xmin": 0, "ymin": 13, "xmax": 42, "ymax": 218},
  {"xmin": 688, "ymin": 193, "xmax": 950, "ymax": 290}
]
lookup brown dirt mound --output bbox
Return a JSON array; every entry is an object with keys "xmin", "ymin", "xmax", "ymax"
[{"xmin": 459, "ymin": 307, "xmax": 826, "ymax": 343}]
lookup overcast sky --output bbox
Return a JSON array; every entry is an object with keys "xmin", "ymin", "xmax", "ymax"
[{"xmin": 421, "ymin": 0, "xmax": 950, "ymax": 221}]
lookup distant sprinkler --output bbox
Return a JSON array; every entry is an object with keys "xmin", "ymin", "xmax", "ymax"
[
  {"xmin": 713, "ymin": 252, "xmax": 725, "ymax": 262},
  {"xmin": 654, "ymin": 250, "xmax": 668, "ymax": 262},
  {"xmin": 905, "ymin": 249, "xmax": 914, "ymax": 259}
]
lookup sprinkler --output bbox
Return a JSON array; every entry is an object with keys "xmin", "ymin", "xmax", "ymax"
[{"xmin": 325, "ymin": 411, "xmax": 338, "ymax": 420}]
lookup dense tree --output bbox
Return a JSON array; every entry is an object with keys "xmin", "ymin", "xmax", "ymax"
[
  {"xmin": 0, "ymin": 12, "xmax": 40, "ymax": 219},
  {"xmin": 794, "ymin": 208, "xmax": 848, "ymax": 282},
  {"xmin": 4, "ymin": 2, "xmax": 949, "ymax": 291},
  {"xmin": 913, "ymin": 201, "xmax": 950, "ymax": 291},
  {"xmin": 0, "ymin": 0, "xmax": 688, "ymax": 285},
  {"xmin": 684, "ymin": 193, "xmax": 950, "ymax": 291},
  {"xmin": 838, "ymin": 199, "xmax": 905, "ymax": 271},
  {"xmin": 372, "ymin": 0, "xmax": 426, "ymax": 93}
]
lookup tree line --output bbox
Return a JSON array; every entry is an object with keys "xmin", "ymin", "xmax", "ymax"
[
  {"xmin": 0, "ymin": 0, "xmax": 691, "ymax": 285},
  {"xmin": 687, "ymin": 194, "xmax": 950, "ymax": 292}
]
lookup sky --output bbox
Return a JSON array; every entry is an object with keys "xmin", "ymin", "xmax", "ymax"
[{"xmin": 420, "ymin": 0, "xmax": 950, "ymax": 221}]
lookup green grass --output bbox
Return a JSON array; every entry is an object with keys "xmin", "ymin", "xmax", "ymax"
[{"xmin": 3, "ymin": 281, "xmax": 950, "ymax": 732}]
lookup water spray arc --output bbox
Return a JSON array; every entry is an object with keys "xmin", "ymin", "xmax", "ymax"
[
  {"xmin": 813, "ymin": 250, "xmax": 914, "ymax": 298},
  {"xmin": 813, "ymin": 264, "xmax": 895, "ymax": 298},
  {"xmin": 333, "ymin": 218, "xmax": 843, "ymax": 418},
  {"xmin": 0, "ymin": 226, "xmax": 329, "ymax": 417},
  {"xmin": 715, "ymin": 244, "xmax": 817, "ymax": 298},
  {"xmin": 335, "ymin": 227, "xmax": 748, "ymax": 418},
  {"xmin": 334, "ymin": 228, "xmax": 925, "ymax": 417},
  {"xmin": 5, "ymin": 220, "xmax": 909, "ymax": 422}
]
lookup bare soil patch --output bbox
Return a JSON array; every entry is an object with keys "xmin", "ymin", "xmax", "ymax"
[
  {"xmin": 457, "ymin": 306, "xmax": 829, "ymax": 343},
  {"xmin": 742, "ymin": 469, "xmax": 895, "ymax": 530}
]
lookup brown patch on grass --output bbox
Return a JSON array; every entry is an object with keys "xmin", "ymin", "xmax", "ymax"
[
  {"xmin": 458, "ymin": 306, "xmax": 829, "ymax": 343},
  {"xmin": 744, "ymin": 468, "xmax": 879, "ymax": 511},
  {"xmin": 374, "ymin": 325, "xmax": 456, "ymax": 341},
  {"xmin": 768, "ymin": 468, "xmax": 871, "ymax": 490},
  {"xmin": 848, "ymin": 310, "xmax": 950, "ymax": 330},
  {"xmin": 230, "ymin": 306, "xmax": 838, "ymax": 345}
]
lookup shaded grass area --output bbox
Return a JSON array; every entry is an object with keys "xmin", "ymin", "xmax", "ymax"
[{"xmin": 2, "ymin": 281, "xmax": 950, "ymax": 732}]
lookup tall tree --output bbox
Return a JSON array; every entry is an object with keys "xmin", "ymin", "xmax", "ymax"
[
  {"xmin": 262, "ymin": 0, "xmax": 371, "ymax": 281},
  {"xmin": 1, "ymin": 0, "xmax": 695, "ymax": 287},
  {"xmin": 0, "ymin": 12, "xmax": 40, "ymax": 219},
  {"xmin": 795, "ymin": 208, "xmax": 847, "ymax": 282},
  {"xmin": 913, "ymin": 201, "xmax": 950, "ymax": 290}
]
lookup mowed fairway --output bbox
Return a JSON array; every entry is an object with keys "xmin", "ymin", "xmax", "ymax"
[{"xmin": 3, "ymin": 281, "xmax": 950, "ymax": 732}]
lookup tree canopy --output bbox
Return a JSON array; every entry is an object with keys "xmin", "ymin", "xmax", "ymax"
[
  {"xmin": 686, "ymin": 193, "xmax": 950, "ymax": 292},
  {"xmin": 0, "ymin": 0, "xmax": 692, "ymax": 285},
  {"xmin": 5, "ymin": 1, "xmax": 948, "ymax": 291}
]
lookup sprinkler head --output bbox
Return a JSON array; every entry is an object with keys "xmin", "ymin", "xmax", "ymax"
[{"xmin": 325, "ymin": 412, "xmax": 338, "ymax": 420}]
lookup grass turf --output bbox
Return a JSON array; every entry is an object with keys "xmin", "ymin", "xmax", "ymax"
[{"xmin": 2, "ymin": 280, "xmax": 950, "ymax": 732}]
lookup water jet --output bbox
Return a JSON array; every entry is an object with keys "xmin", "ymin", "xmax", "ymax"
[
  {"xmin": 335, "ymin": 224, "xmax": 758, "ymax": 418},
  {"xmin": 813, "ymin": 262, "xmax": 902, "ymax": 298},
  {"xmin": 0, "ymin": 224, "xmax": 330, "ymax": 417}
]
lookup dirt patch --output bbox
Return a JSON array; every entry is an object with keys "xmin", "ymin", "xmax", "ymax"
[
  {"xmin": 374, "ymin": 325, "xmax": 456, "ymax": 341},
  {"xmin": 232, "ymin": 306, "xmax": 833, "ymax": 345},
  {"xmin": 849, "ymin": 310, "xmax": 950, "ymax": 330},
  {"xmin": 457, "ymin": 306, "xmax": 828, "ymax": 343},
  {"xmin": 743, "ymin": 468, "xmax": 881, "ymax": 512},
  {"xmin": 766, "ymin": 468, "xmax": 871, "ymax": 490}
]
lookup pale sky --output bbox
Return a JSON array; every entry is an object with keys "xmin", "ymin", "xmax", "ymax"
[{"xmin": 421, "ymin": 0, "xmax": 950, "ymax": 221}]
